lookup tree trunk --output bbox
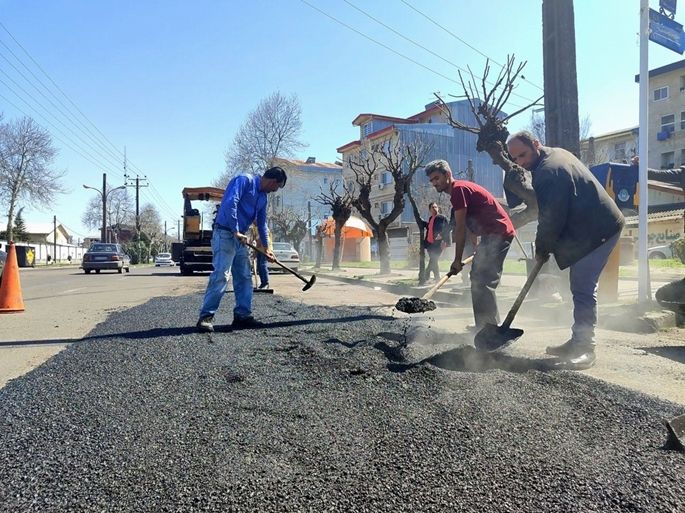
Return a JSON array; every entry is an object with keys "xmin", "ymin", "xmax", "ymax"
[
  {"xmin": 332, "ymin": 226, "xmax": 343, "ymax": 270},
  {"xmin": 315, "ymin": 237, "xmax": 323, "ymax": 268},
  {"xmin": 484, "ymin": 140, "xmax": 539, "ymax": 228},
  {"xmin": 407, "ymin": 192, "xmax": 427, "ymax": 284},
  {"xmin": 377, "ymin": 226, "xmax": 391, "ymax": 275}
]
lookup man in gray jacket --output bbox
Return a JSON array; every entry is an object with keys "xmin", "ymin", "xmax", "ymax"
[{"xmin": 507, "ymin": 131, "xmax": 625, "ymax": 369}]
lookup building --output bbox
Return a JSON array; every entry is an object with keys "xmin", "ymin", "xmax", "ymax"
[
  {"xmin": 272, "ymin": 157, "xmax": 343, "ymax": 221},
  {"xmin": 635, "ymin": 58, "xmax": 685, "ymax": 169},
  {"xmin": 580, "ymin": 126, "xmax": 639, "ymax": 166},
  {"xmin": 24, "ymin": 222, "xmax": 71, "ymax": 245},
  {"xmin": 336, "ymin": 99, "xmax": 506, "ymax": 259}
]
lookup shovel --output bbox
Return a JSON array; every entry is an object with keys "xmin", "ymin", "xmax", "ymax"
[
  {"xmin": 244, "ymin": 240, "xmax": 316, "ymax": 291},
  {"xmin": 422, "ymin": 254, "xmax": 475, "ymax": 300},
  {"xmin": 474, "ymin": 258, "xmax": 545, "ymax": 352},
  {"xmin": 665, "ymin": 413, "xmax": 685, "ymax": 451}
]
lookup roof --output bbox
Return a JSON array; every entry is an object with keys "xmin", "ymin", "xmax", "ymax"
[
  {"xmin": 581, "ymin": 126, "xmax": 639, "ymax": 143},
  {"xmin": 351, "ymin": 113, "xmax": 412, "ymax": 127},
  {"xmin": 25, "ymin": 222, "xmax": 61, "ymax": 235},
  {"xmin": 634, "ymin": 58, "xmax": 685, "ymax": 82},
  {"xmin": 336, "ymin": 140, "xmax": 361, "ymax": 153},
  {"xmin": 367, "ymin": 125, "xmax": 396, "ymax": 141},
  {"xmin": 407, "ymin": 103, "xmax": 443, "ymax": 121},
  {"xmin": 275, "ymin": 158, "xmax": 342, "ymax": 170},
  {"xmin": 624, "ymin": 208, "xmax": 684, "ymax": 226}
]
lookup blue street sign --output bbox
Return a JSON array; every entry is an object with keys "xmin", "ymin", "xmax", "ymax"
[
  {"xmin": 660, "ymin": 0, "xmax": 677, "ymax": 15},
  {"xmin": 650, "ymin": 8, "xmax": 685, "ymax": 54}
]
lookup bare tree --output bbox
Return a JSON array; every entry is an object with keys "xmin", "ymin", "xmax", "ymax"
[
  {"xmin": 139, "ymin": 203, "xmax": 163, "ymax": 244},
  {"xmin": 435, "ymin": 55, "xmax": 543, "ymax": 228},
  {"xmin": 315, "ymin": 182, "xmax": 353, "ymax": 270},
  {"xmin": 271, "ymin": 207, "xmax": 308, "ymax": 254},
  {"xmin": 526, "ymin": 112, "xmax": 592, "ymax": 146},
  {"xmin": 81, "ymin": 188, "xmax": 134, "ymax": 239},
  {"xmin": 217, "ymin": 92, "xmax": 306, "ymax": 186},
  {"xmin": 348, "ymin": 136, "xmax": 431, "ymax": 275},
  {"xmin": 0, "ymin": 116, "xmax": 65, "ymax": 241}
]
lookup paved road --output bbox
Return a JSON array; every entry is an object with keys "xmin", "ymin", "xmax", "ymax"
[
  {"xmin": 0, "ymin": 289, "xmax": 683, "ymax": 512},
  {"xmin": 0, "ymin": 265, "xmax": 205, "ymax": 387}
]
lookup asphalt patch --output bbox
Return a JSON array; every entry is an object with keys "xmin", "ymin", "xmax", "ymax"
[{"xmin": 395, "ymin": 296, "xmax": 436, "ymax": 313}]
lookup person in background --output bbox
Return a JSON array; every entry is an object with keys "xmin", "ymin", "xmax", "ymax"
[
  {"xmin": 196, "ymin": 166, "xmax": 286, "ymax": 332},
  {"xmin": 507, "ymin": 131, "xmax": 624, "ymax": 369},
  {"xmin": 421, "ymin": 202, "xmax": 450, "ymax": 282},
  {"xmin": 249, "ymin": 222, "xmax": 272, "ymax": 289},
  {"xmin": 426, "ymin": 159, "xmax": 515, "ymax": 332}
]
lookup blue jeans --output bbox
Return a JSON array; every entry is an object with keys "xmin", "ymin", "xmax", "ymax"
[
  {"xmin": 199, "ymin": 230, "xmax": 253, "ymax": 319},
  {"xmin": 568, "ymin": 231, "xmax": 621, "ymax": 345},
  {"xmin": 256, "ymin": 252, "xmax": 269, "ymax": 286}
]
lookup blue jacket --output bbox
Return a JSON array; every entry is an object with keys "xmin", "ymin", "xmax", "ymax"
[{"xmin": 215, "ymin": 174, "xmax": 268, "ymax": 244}]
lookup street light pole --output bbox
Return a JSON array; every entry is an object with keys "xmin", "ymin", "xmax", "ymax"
[{"xmin": 83, "ymin": 172, "xmax": 126, "ymax": 243}]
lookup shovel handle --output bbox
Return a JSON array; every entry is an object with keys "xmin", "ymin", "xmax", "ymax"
[
  {"xmin": 501, "ymin": 258, "xmax": 545, "ymax": 329},
  {"xmin": 243, "ymin": 239, "xmax": 309, "ymax": 285},
  {"xmin": 513, "ymin": 233, "xmax": 530, "ymax": 260},
  {"xmin": 421, "ymin": 254, "xmax": 475, "ymax": 300}
]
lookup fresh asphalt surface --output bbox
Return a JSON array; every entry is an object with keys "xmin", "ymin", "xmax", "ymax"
[{"xmin": 0, "ymin": 291, "xmax": 683, "ymax": 512}]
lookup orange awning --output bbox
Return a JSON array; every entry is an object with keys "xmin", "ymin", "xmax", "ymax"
[{"xmin": 321, "ymin": 215, "xmax": 373, "ymax": 238}]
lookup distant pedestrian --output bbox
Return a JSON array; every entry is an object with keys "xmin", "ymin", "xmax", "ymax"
[
  {"xmin": 507, "ymin": 131, "xmax": 625, "ymax": 369},
  {"xmin": 196, "ymin": 166, "xmax": 287, "ymax": 332},
  {"xmin": 426, "ymin": 160, "xmax": 515, "ymax": 332},
  {"xmin": 421, "ymin": 202, "xmax": 450, "ymax": 282},
  {"xmin": 67, "ymin": 255, "xmax": 72, "ymax": 264}
]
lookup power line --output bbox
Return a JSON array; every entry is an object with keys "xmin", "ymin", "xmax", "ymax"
[
  {"xmin": 399, "ymin": 0, "xmax": 545, "ymax": 92},
  {"xmin": 342, "ymin": 0, "xmax": 538, "ymax": 103}
]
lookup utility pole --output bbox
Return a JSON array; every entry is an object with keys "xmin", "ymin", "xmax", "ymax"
[
  {"xmin": 53, "ymin": 215, "xmax": 57, "ymax": 263},
  {"xmin": 542, "ymin": 0, "xmax": 580, "ymax": 156},
  {"xmin": 307, "ymin": 201, "xmax": 312, "ymax": 260},
  {"xmin": 164, "ymin": 221, "xmax": 167, "ymax": 252},
  {"xmin": 102, "ymin": 172, "xmax": 107, "ymax": 242},
  {"xmin": 125, "ymin": 171, "xmax": 148, "ymax": 263}
]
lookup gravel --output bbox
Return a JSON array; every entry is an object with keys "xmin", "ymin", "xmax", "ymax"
[
  {"xmin": 395, "ymin": 296, "xmax": 436, "ymax": 313},
  {"xmin": 0, "ymin": 292, "xmax": 683, "ymax": 512}
]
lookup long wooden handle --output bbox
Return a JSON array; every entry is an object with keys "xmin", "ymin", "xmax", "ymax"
[
  {"xmin": 513, "ymin": 233, "xmax": 530, "ymax": 260},
  {"xmin": 421, "ymin": 254, "xmax": 475, "ymax": 300},
  {"xmin": 501, "ymin": 258, "xmax": 545, "ymax": 329},
  {"xmin": 244, "ymin": 239, "xmax": 308, "ymax": 285}
]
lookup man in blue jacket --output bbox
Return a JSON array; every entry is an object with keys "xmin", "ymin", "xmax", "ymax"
[
  {"xmin": 507, "ymin": 131, "xmax": 624, "ymax": 369},
  {"xmin": 197, "ymin": 166, "xmax": 287, "ymax": 332}
]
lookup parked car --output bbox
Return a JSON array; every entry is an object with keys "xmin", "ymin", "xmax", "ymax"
[
  {"xmin": 648, "ymin": 244, "xmax": 673, "ymax": 259},
  {"xmin": 154, "ymin": 252, "xmax": 175, "ymax": 267},
  {"xmin": 269, "ymin": 242, "xmax": 300, "ymax": 272},
  {"xmin": 82, "ymin": 243, "xmax": 131, "ymax": 274}
]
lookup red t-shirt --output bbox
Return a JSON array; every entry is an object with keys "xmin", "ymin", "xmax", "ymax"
[{"xmin": 450, "ymin": 180, "xmax": 515, "ymax": 238}]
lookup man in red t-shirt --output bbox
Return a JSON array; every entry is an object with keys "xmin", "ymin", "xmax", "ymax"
[{"xmin": 426, "ymin": 159, "xmax": 515, "ymax": 331}]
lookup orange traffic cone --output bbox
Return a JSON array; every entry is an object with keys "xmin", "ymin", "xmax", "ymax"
[{"xmin": 0, "ymin": 241, "xmax": 25, "ymax": 313}]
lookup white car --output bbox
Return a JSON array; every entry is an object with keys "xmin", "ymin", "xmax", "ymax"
[
  {"xmin": 269, "ymin": 242, "xmax": 300, "ymax": 272},
  {"xmin": 648, "ymin": 245, "xmax": 673, "ymax": 259},
  {"xmin": 154, "ymin": 252, "xmax": 175, "ymax": 266}
]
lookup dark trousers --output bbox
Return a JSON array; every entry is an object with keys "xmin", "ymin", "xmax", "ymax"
[
  {"xmin": 470, "ymin": 234, "xmax": 512, "ymax": 329},
  {"xmin": 426, "ymin": 246, "xmax": 442, "ymax": 280},
  {"xmin": 256, "ymin": 252, "xmax": 269, "ymax": 286}
]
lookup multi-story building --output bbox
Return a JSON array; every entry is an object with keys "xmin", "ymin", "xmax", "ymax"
[
  {"xmin": 580, "ymin": 126, "xmax": 639, "ymax": 166},
  {"xmin": 336, "ymin": 99, "xmax": 506, "ymax": 259},
  {"xmin": 635, "ymin": 58, "xmax": 685, "ymax": 169}
]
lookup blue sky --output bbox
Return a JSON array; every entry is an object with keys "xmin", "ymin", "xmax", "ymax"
[{"xmin": 0, "ymin": 0, "xmax": 682, "ymax": 240}]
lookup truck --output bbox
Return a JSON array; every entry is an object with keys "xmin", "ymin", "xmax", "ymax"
[{"xmin": 177, "ymin": 187, "xmax": 224, "ymax": 275}]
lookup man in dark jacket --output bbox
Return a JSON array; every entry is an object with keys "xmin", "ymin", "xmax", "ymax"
[
  {"xmin": 421, "ymin": 202, "xmax": 450, "ymax": 282},
  {"xmin": 507, "ymin": 131, "xmax": 625, "ymax": 369}
]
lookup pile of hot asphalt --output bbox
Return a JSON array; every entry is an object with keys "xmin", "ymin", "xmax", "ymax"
[{"xmin": 1, "ymin": 293, "xmax": 682, "ymax": 512}]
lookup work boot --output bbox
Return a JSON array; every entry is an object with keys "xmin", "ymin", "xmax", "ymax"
[
  {"xmin": 553, "ymin": 349, "xmax": 597, "ymax": 371},
  {"xmin": 258, "ymin": 282, "xmax": 270, "ymax": 289},
  {"xmin": 232, "ymin": 315, "xmax": 264, "ymax": 329},
  {"xmin": 546, "ymin": 339, "xmax": 594, "ymax": 358},
  {"xmin": 196, "ymin": 315, "xmax": 214, "ymax": 333}
]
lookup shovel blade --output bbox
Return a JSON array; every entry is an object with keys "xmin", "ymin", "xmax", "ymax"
[
  {"xmin": 665, "ymin": 414, "xmax": 685, "ymax": 451},
  {"xmin": 474, "ymin": 323, "xmax": 524, "ymax": 352},
  {"xmin": 302, "ymin": 275, "xmax": 316, "ymax": 291}
]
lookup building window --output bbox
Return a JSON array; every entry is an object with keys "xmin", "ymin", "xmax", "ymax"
[
  {"xmin": 680, "ymin": 111, "xmax": 685, "ymax": 130},
  {"xmin": 661, "ymin": 114, "xmax": 675, "ymax": 133},
  {"xmin": 654, "ymin": 86, "xmax": 669, "ymax": 101},
  {"xmin": 661, "ymin": 151, "xmax": 675, "ymax": 169},
  {"xmin": 681, "ymin": 76, "xmax": 685, "ymax": 92},
  {"xmin": 614, "ymin": 142, "xmax": 626, "ymax": 161},
  {"xmin": 380, "ymin": 201, "xmax": 393, "ymax": 215},
  {"xmin": 381, "ymin": 171, "xmax": 392, "ymax": 184},
  {"xmin": 362, "ymin": 122, "xmax": 373, "ymax": 138},
  {"xmin": 323, "ymin": 177, "xmax": 328, "ymax": 185},
  {"xmin": 681, "ymin": 149, "xmax": 685, "ymax": 165}
]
